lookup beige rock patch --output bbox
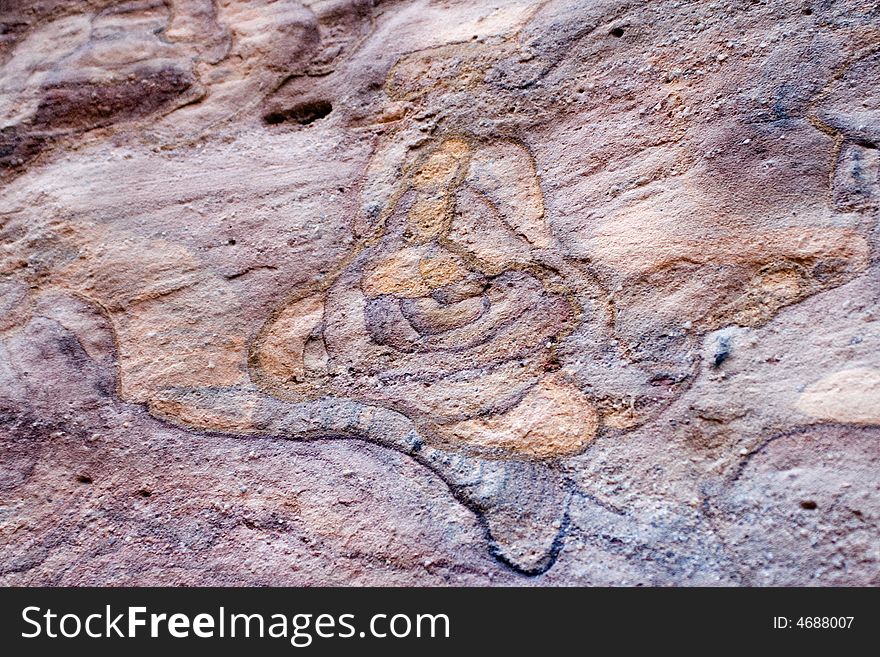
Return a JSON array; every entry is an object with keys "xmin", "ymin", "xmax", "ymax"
[
  {"xmin": 437, "ymin": 375, "xmax": 598, "ymax": 458},
  {"xmin": 362, "ymin": 247, "xmax": 467, "ymax": 298},
  {"xmin": 258, "ymin": 295, "xmax": 325, "ymax": 382},
  {"xmin": 796, "ymin": 368, "xmax": 880, "ymax": 425},
  {"xmin": 466, "ymin": 141, "xmax": 549, "ymax": 248},
  {"xmin": 411, "ymin": 138, "xmax": 469, "ymax": 190},
  {"xmin": 407, "ymin": 194, "xmax": 451, "ymax": 242},
  {"xmin": 150, "ymin": 395, "xmax": 257, "ymax": 433}
]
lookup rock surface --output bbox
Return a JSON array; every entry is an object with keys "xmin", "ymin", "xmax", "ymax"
[{"xmin": 1, "ymin": 0, "xmax": 878, "ymax": 585}]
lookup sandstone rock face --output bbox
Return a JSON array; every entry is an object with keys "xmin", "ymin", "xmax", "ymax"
[{"xmin": 1, "ymin": 0, "xmax": 878, "ymax": 585}]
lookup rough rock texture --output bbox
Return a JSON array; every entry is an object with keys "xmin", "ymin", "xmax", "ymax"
[{"xmin": 1, "ymin": 0, "xmax": 878, "ymax": 585}]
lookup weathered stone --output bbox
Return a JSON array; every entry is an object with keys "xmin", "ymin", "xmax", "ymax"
[{"xmin": 0, "ymin": 0, "xmax": 877, "ymax": 585}]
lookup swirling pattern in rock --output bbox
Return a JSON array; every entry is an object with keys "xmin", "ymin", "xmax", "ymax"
[{"xmin": 0, "ymin": 0, "xmax": 877, "ymax": 584}]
